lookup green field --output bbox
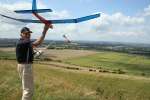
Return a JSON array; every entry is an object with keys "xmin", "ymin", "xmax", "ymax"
[
  {"xmin": 64, "ymin": 51, "xmax": 150, "ymax": 77},
  {"xmin": 0, "ymin": 50, "xmax": 16, "ymax": 60},
  {"xmin": 1, "ymin": 60, "xmax": 150, "ymax": 100},
  {"xmin": 1, "ymin": 49, "xmax": 150, "ymax": 100}
]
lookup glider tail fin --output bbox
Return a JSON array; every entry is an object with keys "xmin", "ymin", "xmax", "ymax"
[
  {"xmin": 32, "ymin": 0, "xmax": 37, "ymax": 10},
  {"xmin": 14, "ymin": 0, "xmax": 52, "ymax": 14}
]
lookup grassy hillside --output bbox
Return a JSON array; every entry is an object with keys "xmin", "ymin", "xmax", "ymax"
[
  {"xmin": 0, "ymin": 50, "xmax": 16, "ymax": 60},
  {"xmin": 64, "ymin": 51, "xmax": 150, "ymax": 77},
  {"xmin": 1, "ymin": 60, "xmax": 150, "ymax": 100}
]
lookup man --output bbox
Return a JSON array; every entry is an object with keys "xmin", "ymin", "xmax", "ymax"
[{"xmin": 16, "ymin": 24, "xmax": 51, "ymax": 100}]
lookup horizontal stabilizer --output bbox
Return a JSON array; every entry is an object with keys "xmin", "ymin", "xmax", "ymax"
[{"xmin": 14, "ymin": 9, "xmax": 52, "ymax": 14}]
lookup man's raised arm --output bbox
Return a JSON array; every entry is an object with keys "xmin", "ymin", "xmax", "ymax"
[{"xmin": 32, "ymin": 24, "xmax": 50, "ymax": 47}]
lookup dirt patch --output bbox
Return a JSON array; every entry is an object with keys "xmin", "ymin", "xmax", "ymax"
[
  {"xmin": 43, "ymin": 49, "xmax": 98, "ymax": 60},
  {"xmin": 0, "ymin": 47, "xmax": 15, "ymax": 52}
]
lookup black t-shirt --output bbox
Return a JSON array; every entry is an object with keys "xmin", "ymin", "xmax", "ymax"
[{"xmin": 16, "ymin": 39, "xmax": 34, "ymax": 64}]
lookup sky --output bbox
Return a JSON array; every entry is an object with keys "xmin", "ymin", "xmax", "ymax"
[{"xmin": 0, "ymin": 0, "xmax": 150, "ymax": 44}]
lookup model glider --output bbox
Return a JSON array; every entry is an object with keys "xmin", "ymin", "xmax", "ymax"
[
  {"xmin": 0, "ymin": 0, "xmax": 100, "ymax": 28},
  {"xmin": 63, "ymin": 34, "xmax": 71, "ymax": 43}
]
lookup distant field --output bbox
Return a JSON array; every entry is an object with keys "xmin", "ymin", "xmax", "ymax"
[
  {"xmin": 1, "ymin": 48, "xmax": 150, "ymax": 77},
  {"xmin": 64, "ymin": 51, "xmax": 150, "ymax": 77},
  {"xmin": 0, "ymin": 48, "xmax": 97, "ymax": 60},
  {"xmin": 1, "ymin": 60, "xmax": 150, "ymax": 100}
]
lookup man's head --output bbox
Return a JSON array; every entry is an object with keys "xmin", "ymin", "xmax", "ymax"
[{"xmin": 20, "ymin": 27, "xmax": 32, "ymax": 39}]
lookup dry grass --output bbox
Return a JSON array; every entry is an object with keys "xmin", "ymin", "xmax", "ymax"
[
  {"xmin": 1, "ymin": 60, "xmax": 150, "ymax": 100},
  {"xmin": 1, "ymin": 48, "xmax": 150, "ymax": 100}
]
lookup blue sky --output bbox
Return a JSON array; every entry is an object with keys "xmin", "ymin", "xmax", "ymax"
[
  {"xmin": 0, "ymin": 0, "xmax": 150, "ymax": 44},
  {"xmin": 1, "ymin": 0, "xmax": 150, "ymax": 16},
  {"xmin": 42, "ymin": 0, "xmax": 150, "ymax": 16}
]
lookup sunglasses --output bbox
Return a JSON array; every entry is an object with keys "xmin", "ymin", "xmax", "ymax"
[{"xmin": 23, "ymin": 32, "xmax": 31, "ymax": 35}]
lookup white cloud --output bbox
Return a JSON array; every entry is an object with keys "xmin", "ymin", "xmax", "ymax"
[
  {"xmin": 144, "ymin": 5, "xmax": 150, "ymax": 16},
  {"xmin": 0, "ymin": 2, "xmax": 31, "ymax": 11},
  {"xmin": 82, "ymin": 11, "xmax": 149, "ymax": 43}
]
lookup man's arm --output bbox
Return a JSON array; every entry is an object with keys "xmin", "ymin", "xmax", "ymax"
[{"xmin": 32, "ymin": 24, "xmax": 50, "ymax": 47}]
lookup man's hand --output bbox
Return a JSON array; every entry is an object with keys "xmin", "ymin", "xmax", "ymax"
[
  {"xmin": 43, "ymin": 24, "xmax": 53, "ymax": 35},
  {"xmin": 33, "ymin": 24, "xmax": 53, "ymax": 47}
]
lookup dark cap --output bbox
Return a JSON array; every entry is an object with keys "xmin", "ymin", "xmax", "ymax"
[{"xmin": 21, "ymin": 27, "xmax": 32, "ymax": 33}]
